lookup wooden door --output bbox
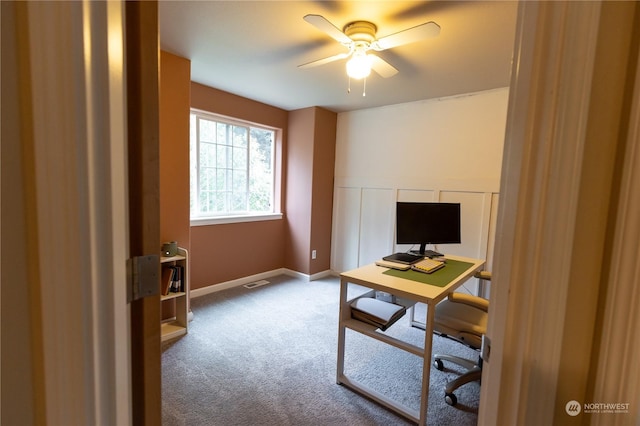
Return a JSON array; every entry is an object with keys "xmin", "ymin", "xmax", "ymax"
[
  {"xmin": 3, "ymin": 1, "xmax": 158, "ymax": 423},
  {"xmin": 126, "ymin": 2, "xmax": 162, "ymax": 425}
]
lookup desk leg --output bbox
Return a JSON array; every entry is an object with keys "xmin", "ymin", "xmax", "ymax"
[
  {"xmin": 410, "ymin": 303, "xmax": 427, "ymax": 330},
  {"xmin": 419, "ymin": 302, "xmax": 436, "ymax": 425},
  {"xmin": 336, "ymin": 277, "xmax": 348, "ymax": 384}
]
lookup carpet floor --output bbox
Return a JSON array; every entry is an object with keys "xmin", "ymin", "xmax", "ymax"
[{"xmin": 162, "ymin": 274, "xmax": 479, "ymax": 425}]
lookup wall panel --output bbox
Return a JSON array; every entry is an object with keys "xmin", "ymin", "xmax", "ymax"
[
  {"xmin": 331, "ymin": 88, "xmax": 508, "ymax": 298},
  {"xmin": 331, "ymin": 187, "xmax": 362, "ymax": 272},
  {"xmin": 438, "ymin": 191, "xmax": 488, "ymax": 258},
  {"xmin": 397, "ymin": 189, "xmax": 436, "ymax": 202},
  {"xmin": 331, "ymin": 186, "xmax": 498, "ymax": 294},
  {"xmin": 358, "ymin": 188, "xmax": 395, "ymax": 266},
  {"xmin": 335, "ymin": 88, "xmax": 509, "ymax": 193},
  {"xmin": 439, "ymin": 191, "xmax": 492, "ymax": 294}
]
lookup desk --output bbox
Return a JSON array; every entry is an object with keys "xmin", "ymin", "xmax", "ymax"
[{"xmin": 337, "ymin": 254, "xmax": 485, "ymax": 425}]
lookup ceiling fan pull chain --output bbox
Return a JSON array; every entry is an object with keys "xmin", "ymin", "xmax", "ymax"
[
  {"xmin": 347, "ymin": 76, "xmax": 351, "ymax": 93},
  {"xmin": 363, "ymin": 77, "xmax": 366, "ymax": 97}
]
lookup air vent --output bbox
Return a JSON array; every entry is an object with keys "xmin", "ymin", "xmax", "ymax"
[{"xmin": 243, "ymin": 280, "xmax": 270, "ymax": 289}]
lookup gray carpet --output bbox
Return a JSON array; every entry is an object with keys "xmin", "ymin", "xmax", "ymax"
[{"xmin": 162, "ymin": 274, "xmax": 479, "ymax": 425}]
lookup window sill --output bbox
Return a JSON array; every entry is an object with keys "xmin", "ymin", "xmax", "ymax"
[{"xmin": 190, "ymin": 212, "xmax": 283, "ymax": 227}]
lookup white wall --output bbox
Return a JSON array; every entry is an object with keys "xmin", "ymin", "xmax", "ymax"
[{"xmin": 331, "ymin": 88, "xmax": 508, "ymax": 295}]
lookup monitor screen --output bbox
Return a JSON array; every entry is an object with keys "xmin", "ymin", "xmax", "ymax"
[{"xmin": 396, "ymin": 202, "xmax": 461, "ymax": 254}]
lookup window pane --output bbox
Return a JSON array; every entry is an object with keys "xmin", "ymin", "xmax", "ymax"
[
  {"xmin": 232, "ymin": 169, "xmax": 246, "ymax": 192},
  {"xmin": 199, "ymin": 118, "xmax": 216, "ymax": 143},
  {"xmin": 231, "ymin": 192, "xmax": 246, "ymax": 212},
  {"xmin": 199, "ymin": 190, "xmax": 215, "ymax": 213},
  {"xmin": 191, "ymin": 111, "xmax": 277, "ymax": 219},
  {"xmin": 249, "ymin": 128, "xmax": 274, "ymax": 214},
  {"xmin": 232, "ymin": 126, "xmax": 248, "ymax": 147},
  {"xmin": 200, "ymin": 167, "xmax": 215, "ymax": 191},
  {"xmin": 249, "ymin": 190, "xmax": 270, "ymax": 212},
  {"xmin": 190, "ymin": 115, "xmax": 197, "ymax": 213},
  {"xmin": 200, "ymin": 142, "xmax": 216, "ymax": 167},
  {"xmin": 251, "ymin": 128, "xmax": 273, "ymax": 172},
  {"xmin": 217, "ymin": 123, "xmax": 227, "ymax": 144},
  {"xmin": 216, "ymin": 169, "xmax": 226, "ymax": 191},
  {"xmin": 232, "ymin": 146, "xmax": 247, "ymax": 169},
  {"xmin": 226, "ymin": 169, "xmax": 233, "ymax": 192},
  {"xmin": 217, "ymin": 145, "xmax": 229, "ymax": 168},
  {"xmin": 215, "ymin": 192, "xmax": 226, "ymax": 212}
]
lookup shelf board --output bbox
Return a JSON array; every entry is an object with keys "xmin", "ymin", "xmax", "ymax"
[
  {"xmin": 161, "ymin": 254, "xmax": 186, "ymax": 263},
  {"xmin": 161, "ymin": 321, "xmax": 187, "ymax": 342},
  {"xmin": 161, "ymin": 291, "xmax": 186, "ymax": 301}
]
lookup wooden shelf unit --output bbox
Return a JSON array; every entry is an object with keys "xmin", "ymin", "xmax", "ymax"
[{"xmin": 160, "ymin": 247, "xmax": 188, "ymax": 342}]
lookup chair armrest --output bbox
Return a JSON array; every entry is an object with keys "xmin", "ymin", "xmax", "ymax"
[
  {"xmin": 447, "ymin": 292, "xmax": 489, "ymax": 312},
  {"xmin": 474, "ymin": 270, "xmax": 492, "ymax": 281}
]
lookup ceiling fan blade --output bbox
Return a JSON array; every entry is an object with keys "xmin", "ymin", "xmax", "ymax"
[
  {"xmin": 298, "ymin": 52, "xmax": 351, "ymax": 69},
  {"xmin": 369, "ymin": 54, "xmax": 398, "ymax": 78},
  {"xmin": 373, "ymin": 21, "xmax": 440, "ymax": 51},
  {"xmin": 304, "ymin": 14, "xmax": 352, "ymax": 45}
]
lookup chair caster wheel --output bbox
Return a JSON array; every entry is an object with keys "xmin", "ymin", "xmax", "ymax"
[
  {"xmin": 434, "ymin": 359, "xmax": 444, "ymax": 370},
  {"xmin": 445, "ymin": 393, "xmax": 458, "ymax": 406}
]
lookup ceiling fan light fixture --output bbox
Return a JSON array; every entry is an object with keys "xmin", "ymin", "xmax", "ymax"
[{"xmin": 346, "ymin": 51, "xmax": 372, "ymax": 80}]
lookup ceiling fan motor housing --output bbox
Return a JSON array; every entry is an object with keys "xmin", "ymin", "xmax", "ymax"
[
  {"xmin": 299, "ymin": 14, "xmax": 439, "ymax": 79},
  {"xmin": 343, "ymin": 21, "xmax": 377, "ymax": 44}
]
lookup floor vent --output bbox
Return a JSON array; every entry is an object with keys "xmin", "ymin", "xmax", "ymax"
[{"xmin": 243, "ymin": 280, "xmax": 270, "ymax": 289}]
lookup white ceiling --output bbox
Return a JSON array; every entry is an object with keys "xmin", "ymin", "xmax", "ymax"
[{"xmin": 159, "ymin": 1, "xmax": 518, "ymax": 113}]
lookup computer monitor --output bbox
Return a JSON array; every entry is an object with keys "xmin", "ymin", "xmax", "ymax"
[{"xmin": 396, "ymin": 202, "xmax": 461, "ymax": 255}]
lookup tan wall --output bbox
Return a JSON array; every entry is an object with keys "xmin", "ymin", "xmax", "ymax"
[
  {"xmin": 285, "ymin": 108, "xmax": 315, "ymax": 273},
  {"xmin": 160, "ymin": 55, "xmax": 336, "ymax": 289},
  {"xmin": 159, "ymin": 51, "xmax": 191, "ymax": 250},
  {"xmin": 310, "ymin": 108, "xmax": 337, "ymax": 274},
  {"xmin": 190, "ymin": 82, "xmax": 289, "ymax": 289},
  {"xmin": 190, "ymin": 219, "xmax": 285, "ymax": 286},
  {"xmin": 191, "ymin": 82, "xmax": 289, "ymax": 136},
  {"xmin": 285, "ymin": 107, "xmax": 337, "ymax": 275}
]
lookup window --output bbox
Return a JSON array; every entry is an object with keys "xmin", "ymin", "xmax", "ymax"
[{"xmin": 190, "ymin": 110, "xmax": 280, "ymax": 224}]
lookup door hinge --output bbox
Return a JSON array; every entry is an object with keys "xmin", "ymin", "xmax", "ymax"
[
  {"xmin": 127, "ymin": 254, "xmax": 160, "ymax": 302},
  {"xmin": 481, "ymin": 335, "xmax": 491, "ymax": 362}
]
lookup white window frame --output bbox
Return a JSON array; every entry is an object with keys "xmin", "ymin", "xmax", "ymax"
[{"xmin": 190, "ymin": 109, "xmax": 282, "ymax": 226}]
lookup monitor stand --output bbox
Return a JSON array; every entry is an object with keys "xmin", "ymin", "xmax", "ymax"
[{"xmin": 410, "ymin": 246, "xmax": 443, "ymax": 258}]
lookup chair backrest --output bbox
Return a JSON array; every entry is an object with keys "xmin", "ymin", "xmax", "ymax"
[{"xmin": 434, "ymin": 294, "xmax": 488, "ymax": 349}]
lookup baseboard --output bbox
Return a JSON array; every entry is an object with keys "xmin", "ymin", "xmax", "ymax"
[
  {"xmin": 190, "ymin": 268, "xmax": 286, "ymax": 298},
  {"xmin": 283, "ymin": 268, "xmax": 336, "ymax": 282},
  {"xmin": 190, "ymin": 268, "xmax": 337, "ymax": 299}
]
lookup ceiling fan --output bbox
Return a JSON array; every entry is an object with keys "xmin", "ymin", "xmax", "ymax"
[{"xmin": 299, "ymin": 14, "xmax": 441, "ymax": 81}]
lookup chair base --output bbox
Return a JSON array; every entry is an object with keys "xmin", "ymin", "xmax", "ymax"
[{"xmin": 433, "ymin": 353, "xmax": 482, "ymax": 406}]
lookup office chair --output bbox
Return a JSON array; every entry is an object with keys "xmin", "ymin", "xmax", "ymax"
[{"xmin": 432, "ymin": 271, "xmax": 490, "ymax": 406}]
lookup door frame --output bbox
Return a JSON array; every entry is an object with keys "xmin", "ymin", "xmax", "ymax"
[
  {"xmin": 2, "ymin": 1, "xmax": 162, "ymax": 424},
  {"xmin": 125, "ymin": 1, "xmax": 162, "ymax": 424},
  {"xmin": 479, "ymin": 1, "xmax": 640, "ymax": 424}
]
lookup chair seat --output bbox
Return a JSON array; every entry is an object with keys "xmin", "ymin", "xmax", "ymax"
[
  {"xmin": 434, "ymin": 296, "xmax": 487, "ymax": 349},
  {"xmin": 432, "ymin": 292, "xmax": 489, "ymax": 406}
]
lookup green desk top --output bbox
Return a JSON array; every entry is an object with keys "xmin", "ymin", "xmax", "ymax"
[{"xmin": 382, "ymin": 258, "xmax": 475, "ymax": 287}]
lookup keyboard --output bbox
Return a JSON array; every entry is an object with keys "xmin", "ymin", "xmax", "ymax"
[
  {"xmin": 411, "ymin": 258, "xmax": 446, "ymax": 274},
  {"xmin": 375, "ymin": 259, "xmax": 410, "ymax": 270},
  {"xmin": 382, "ymin": 252, "xmax": 423, "ymax": 264}
]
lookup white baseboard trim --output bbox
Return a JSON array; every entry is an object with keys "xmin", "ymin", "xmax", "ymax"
[
  {"xmin": 283, "ymin": 268, "xmax": 336, "ymax": 282},
  {"xmin": 190, "ymin": 268, "xmax": 286, "ymax": 298},
  {"xmin": 189, "ymin": 268, "xmax": 337, "ymax": 299},
  {"xmin": 309, "ymin": 269, "xmax": 338, "ymax": 281}
]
